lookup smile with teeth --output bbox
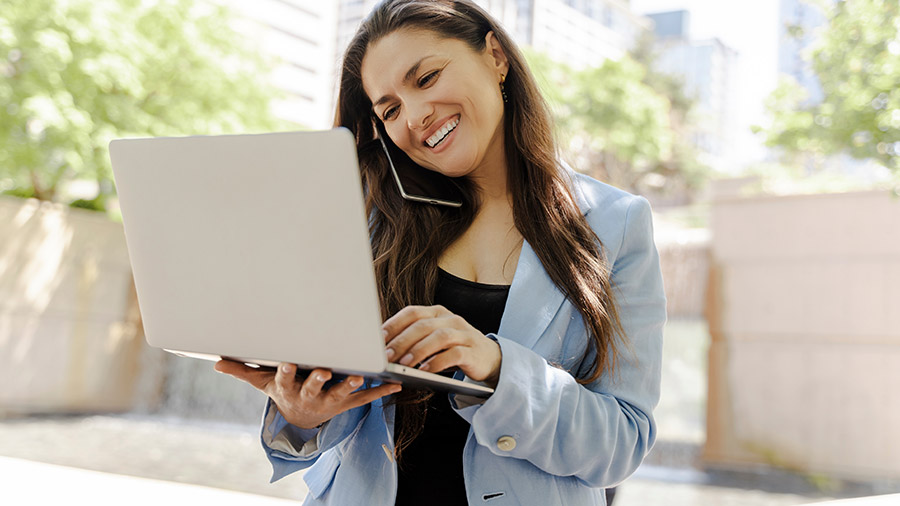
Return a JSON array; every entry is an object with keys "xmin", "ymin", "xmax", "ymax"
[{"xmin": 425, "ymin": 117, "xmax": 459, "ymax": 148}]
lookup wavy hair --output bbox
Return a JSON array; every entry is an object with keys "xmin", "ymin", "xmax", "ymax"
[{"xmin": 335, "ymin": 0, "xmax": 624, "ymax": 460}]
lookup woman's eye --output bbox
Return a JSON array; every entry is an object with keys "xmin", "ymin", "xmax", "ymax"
[
  {"xmin": 383, "ymin": 106, "xmax": 398, "ymax": 121},
  {"xmin": 418, "ymin": 70, "xmax": 440, "ymax": 87}
]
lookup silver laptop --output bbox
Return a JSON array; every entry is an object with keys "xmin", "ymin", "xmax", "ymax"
[{"xmin": 109, "ymin": 129, "xmax": 493, "ymax": 398}]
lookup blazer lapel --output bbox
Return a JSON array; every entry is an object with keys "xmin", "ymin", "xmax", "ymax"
[
  {"xmin": 496, "ymin": 169, "xmax": 592, "ymax": 351},
  {"xmin": 497, "ymin": 237, "xmax": 566, "ymax": 351}
]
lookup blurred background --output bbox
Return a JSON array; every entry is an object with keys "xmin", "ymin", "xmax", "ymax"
[{"xmin": 1, "ymin": 0, "xmax": 899, "ymax": 504}]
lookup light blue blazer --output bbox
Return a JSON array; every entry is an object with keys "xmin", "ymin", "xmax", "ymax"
[{"xmin": 259, "ymin": 172, "xmax": 667, "ymax": 505}]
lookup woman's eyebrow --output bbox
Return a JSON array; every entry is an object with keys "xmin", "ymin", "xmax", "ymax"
[{"xmin": 372, "ymin": 55, "xmax": 437, "ymax": 110}]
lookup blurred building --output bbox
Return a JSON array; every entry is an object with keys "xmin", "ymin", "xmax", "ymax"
[
  {"xmin": 336, "ymin": 1, "xmax": 652, "ymax": 69},
  {"xmin": 509, "ymin": 0, "xmax": 652, "ymax": 68},
  {"xmin": 647, "ymin": 8, "xmax": 689, "ymax": 39},
  {"xmin": 225, "ymin": 0, "xmax": 652, "ymax": 128},
  {"xmin": 334, "ymin": 0, "xmax": 382, "ymax": 68},
  {"xmin": 777, "ymin": 0, "xmax": 827, "ymax": 105},
  {"xmin": 219, "ymin": 0, "xmax": 340, "ymax": 128},
  {"xmin": 646, "ymin": 10, "xmax": 740, "ymax": 173}
]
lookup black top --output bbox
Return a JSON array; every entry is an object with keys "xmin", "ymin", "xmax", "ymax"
[{"xmin": 394, "ymin": 268, "xmax": 511, "ymax": 506}]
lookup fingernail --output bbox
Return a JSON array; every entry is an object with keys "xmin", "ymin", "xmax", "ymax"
[
  {"xmin": 419, "ymin": 361, "xmax": 430, "ymax": 372},
  {"xmin": 349, "ymin": 378, "xmax": 361, "ymax": 388},
  {"xmin": 281, "ymin": 364, "xmax": 291, "ymax": 374},
  {"xmin": 392, "ymin": 385, "xmax": 402, "ymax": 393},
  {"xmin": 316, "ymin": 374, "xmax": 324, "ymax": 382},
  {"xmin": 385, "ymin": 348, "xmax": 395, "ymax": 360},
  {"xmin": 399, "ymin": 353, "xmax": 414, "ymax": 366},
  {"xmin": 382, "ymin": 329, "xmax": 388, "ymax": 338}
]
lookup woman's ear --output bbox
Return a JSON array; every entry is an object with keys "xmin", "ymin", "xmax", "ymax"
[{"xmin": 484, "ymin": 31, "xmax": 509, "ymax": 77}]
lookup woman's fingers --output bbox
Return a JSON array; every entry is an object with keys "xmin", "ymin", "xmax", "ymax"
[
  {"xmin": 216, "ymin": 360, "xmax": 402, "ymax": 429},
  {"xmin": 385, "ymin": 314, "xmax": 458, "ymax": 363},
  {"xmin": 214, "ymin": 358, "xmax": 254, "ymax": 376},
  {"xmin": 214, "ymin": 359, "xmax": 275, "ymax": 391},
  {"xmin": 385, "ymin": 318, "xmax": 439, "ymax": 362},
  {"xmin": 418, "ymin": 346, "xmax": 466, "ymax": 374},
  {"xmin": 300, "ymin": 368, "xmax": 332, "ymax": 398},
  {"xmin": 274, "ymin": 363, "xmax": 303, "ymax": 395},
  {"xmin": 382, "ymin": 305, "xmax": 502, "ymax": 380},
  {"xmin": 382, "ymin": 305, "xmax": 447, "ymax": 344},
  {"xmin": 323, "ymin": 375, "xmax": 363, "ymax": 401},
  {"xmin": 397, "ymin": 327, "xmax": 461, "ymax": 367},
  {"xmin": 344, "ymin": 383, "xmax": 402, "ymax": 410}
]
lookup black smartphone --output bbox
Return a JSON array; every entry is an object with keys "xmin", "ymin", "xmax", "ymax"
[{"xmin": 374, "ymin": 122, "xmax": 464, "ymax": 207}]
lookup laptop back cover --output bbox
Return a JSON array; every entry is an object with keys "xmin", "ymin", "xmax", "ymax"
[{"xmin": 109, "ymin": 129, "xmax": 386, "ymax": 374}]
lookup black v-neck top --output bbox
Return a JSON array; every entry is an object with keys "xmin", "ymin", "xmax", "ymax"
[{"xmin": 394, "ymin": 268, "xmax": 511, "ymax": 506}]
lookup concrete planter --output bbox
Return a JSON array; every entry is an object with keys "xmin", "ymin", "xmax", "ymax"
[
  {"xmin": 0, "ymin": 196, "xmax": 160, "ymax": 415},
  {"xmin": 704, "ymin": 189, "xmax": 900, "ymax": 480}
]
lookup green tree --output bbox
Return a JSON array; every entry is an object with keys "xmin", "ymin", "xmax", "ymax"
[
  {"xmin": 0, "ymin": 0, "xmax": 288, "ymax": 210},
  {"xmin": 757, "ymin": 0, "xmax": 900, "ymax": 175},
  {"xmin": 630, "ymin": 32, "xmax": 709, "ymax": 196},
  {"xmin": 526, "ymin": 49, "xmax": 704, "ymax": 196}
]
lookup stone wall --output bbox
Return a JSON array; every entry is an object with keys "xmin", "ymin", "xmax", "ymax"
[
  {"xmin": 704, "ymin": 190, "xmax": 900, "ymax": 480},
  {"xmin": 0, "ymin": 196, "xmax": 286, "ymax": 424},
  {"xmin": 0, "ymin": 196, "xmax": 161, "ymax": 415}
]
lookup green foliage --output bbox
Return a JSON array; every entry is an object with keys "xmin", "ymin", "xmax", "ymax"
[
  {"xmin": 0, "ymin": 0, "xmax": 289, "ymax": 210},
  {"xmin": 630, "ymin": 33, "xmax": 710, "ymax": 194},
  {"xmin": 566, "ymin": 57, "xmax": 672, "ymax": 167},
  {"xmin": 758, "ymin": 0, "xmax": 900, "ymax": 175},
  {"xmin": 1, "ymin": 186, "xmax": 35, "ymax": 199},
  {"xmin": 69, "ymin": 195, "xmax": 107, "ymax": 212},
  {"xmin": 525, "ymin": 48, "xmax": 705, "ymax": 196}
]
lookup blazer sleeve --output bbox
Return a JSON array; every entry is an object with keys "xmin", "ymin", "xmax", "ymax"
[
  {"xmin": 454, "ymin": 195, "xmax": 666, "ymax": 487},
  {"xmin": 260, "ymin": 396, "xmax": 368, "ymax": 482}
]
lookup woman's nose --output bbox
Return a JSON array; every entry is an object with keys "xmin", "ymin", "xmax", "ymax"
[{"xmin": 405, "ymin": 98, "xmax": 434, "ymax": 131}]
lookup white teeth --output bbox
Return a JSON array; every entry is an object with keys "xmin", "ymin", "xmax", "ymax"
[{"xmin": 426, "ymin": 117, "xmax": 459, "ymax": 148}]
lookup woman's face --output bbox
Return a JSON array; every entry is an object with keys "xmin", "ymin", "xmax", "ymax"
[{"xmin": 361, "ymin": 29, "xmax": 509, "ymax": 179}]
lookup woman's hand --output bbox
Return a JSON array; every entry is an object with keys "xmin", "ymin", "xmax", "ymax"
[
  {"xmin": 383, "ymin": 305, "xmax": 502, "ymax": 387},
  {"xmin": 214, "ymin": 361, "xmax": 401, "ymax": 429}
]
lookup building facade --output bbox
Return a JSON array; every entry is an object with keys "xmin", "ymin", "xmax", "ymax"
[
  {"xmin": 226, "ymin": 0, "xmax": 652, "ymax": 128},
  {"xmin": 220, "ymin": 0, "xmax": 340, "ymax": 128},
  {"xmin": 777, "ymin": 0, "xmax": 827, "ymax": 105},
  {"xmin": 515, "ymin": 0, "xmax": 652, "ymax": 68},
  {"xmin": 647, "ymin": 10, "xmax": 740, "ymax": 172}
]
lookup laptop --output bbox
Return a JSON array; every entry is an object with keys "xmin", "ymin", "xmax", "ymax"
[{"xmin": 109, "ymin": 129, "xmax": 493, "ymax": 398}]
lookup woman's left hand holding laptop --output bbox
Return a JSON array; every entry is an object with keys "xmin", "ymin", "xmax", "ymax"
[{"xmin": 214, "ymin": 360, "xmax": 402, "ymax": 429}]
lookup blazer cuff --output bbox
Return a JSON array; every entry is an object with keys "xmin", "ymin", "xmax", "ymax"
[
  {"xmin": 468, "ymin": 335, "xmax": 576, "ymax": 458},
  {"xmin": 262, "ymin": 397, "xmax": 321, "ymax": 457},
  {"xmin": 449, "ymin": 333, "xmax": 500, "ymax": 420}
]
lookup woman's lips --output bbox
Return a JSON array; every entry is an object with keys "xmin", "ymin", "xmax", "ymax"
[
  {"xmin": 425, "ymin": 115, "xmax": 460, "ymax": 148},
  {"xmin": 427, "ymin": 120, "xmax": 458, "ymax": 153}
]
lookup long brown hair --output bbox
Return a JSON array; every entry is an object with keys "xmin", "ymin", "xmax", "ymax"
[{"xmin": 335, "ymin": 0, "xmax": 624, "ymax": 459}]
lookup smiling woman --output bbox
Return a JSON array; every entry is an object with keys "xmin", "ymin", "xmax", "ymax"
[
  {"xmin": 362, "ymin": 29, "xmax": 508, "ymax": 180},
  {"xmin": 214, "ymin": 1, "xmax": 667, "ymax": 505}
]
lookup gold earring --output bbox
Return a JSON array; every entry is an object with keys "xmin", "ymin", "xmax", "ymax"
[{"xmin": 499, "ymin": 73, "xmax": 508, "ymax": 103}]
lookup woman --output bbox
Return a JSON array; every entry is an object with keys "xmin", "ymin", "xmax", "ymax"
[{"xmin": 215, "ymin": 1, "xmax": 666, "ymax": 504}]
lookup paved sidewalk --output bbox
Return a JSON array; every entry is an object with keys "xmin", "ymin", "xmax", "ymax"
[
  {"xmin": 0, "ymin": 456, "xmax": 298, "ymax": 505},
  {"xmin": 0, "ymin": 414, "xmax": 895, "ymax": 505},
  {"xmin": 0, "ymin": 414, "xmax": 309, "ymax": 500},
  {"xmin": 0, "ymin": 455, "xmax": 814, "ymax": 506}
]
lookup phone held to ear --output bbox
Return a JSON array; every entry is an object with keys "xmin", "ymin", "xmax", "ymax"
[{"xmin": 375, "ymin": 122, "xmax": 464, "ymax": 208}]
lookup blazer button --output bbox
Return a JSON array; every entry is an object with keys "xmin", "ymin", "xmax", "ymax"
[{"xmin": 496, "ymin": 436, "xmax": 516, "ymax": 451}]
